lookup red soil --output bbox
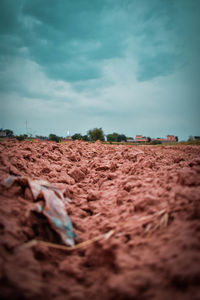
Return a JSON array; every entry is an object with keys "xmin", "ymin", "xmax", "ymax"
[{"xmin": 0, "ymin": 139, "xmax": 200, "ymax": 300}]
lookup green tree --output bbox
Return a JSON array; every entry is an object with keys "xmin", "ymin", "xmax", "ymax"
[
  {"xmin": 5, "ymin": 129, "xmax": 14, "ymax": 137},
  {"xmin": 147, "ymin": 137, "xmax": 151, "ymax": 142},
  {"xmin": 49, "ymin": 134, "xmax": 61, "ymax": 143},
  {"xmin": 16, "ymin": 134, "xmax": 28, "ymax": 141},
  {"xmin": 117, "ymin": 134, "xmax": 127, "ymax": 142},
  {"xmin": 71, "ymin": 133, "xmax": 82, "ymax": 140},
  {"xmin": 88, "ymin": 128, "xmax": 105, "ymax": 141},
  {"xmin": 82, "ymin": 135, "xmax": 89, "ymax": 141},
  {"xmin": 107, "ymin": 132, "xmax": 119, "ymax": 142}
]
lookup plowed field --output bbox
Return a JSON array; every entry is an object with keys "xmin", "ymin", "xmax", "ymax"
[{"xmin": 0, "ymin": 139, "xmax": 200, "ymax": 300}]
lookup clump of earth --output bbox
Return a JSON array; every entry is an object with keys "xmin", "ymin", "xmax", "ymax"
[{"xmin": 0, "ymin": 139, "xmax": 200, "ymax": 300}]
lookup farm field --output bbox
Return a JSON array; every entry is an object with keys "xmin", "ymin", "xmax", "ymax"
[{"xmin": 0, "ymin": 139, "xmax": 200, "ymax": 300}]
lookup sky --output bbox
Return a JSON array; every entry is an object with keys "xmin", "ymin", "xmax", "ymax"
[{"xmin": 0, "ymin": 0, "xmax": 200, "ymax": 140}]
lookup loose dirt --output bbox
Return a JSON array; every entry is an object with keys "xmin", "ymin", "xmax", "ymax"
[{"xmin": 0, "ymin": 139, "xmax": 200, "ymax": 300}]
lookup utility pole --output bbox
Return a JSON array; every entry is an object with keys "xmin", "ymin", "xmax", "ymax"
[{"xmin": 25, "ymin": 120, "xmax": 28, "ymax": 136}]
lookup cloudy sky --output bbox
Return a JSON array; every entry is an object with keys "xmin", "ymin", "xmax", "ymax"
[{"xmin": 0, "ymin": 0, "xmax": 200, "ymax": 140}]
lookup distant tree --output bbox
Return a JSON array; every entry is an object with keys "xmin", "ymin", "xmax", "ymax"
[
  {"xmin": 106, "ymin": 132, "xmax": 119, "ymax": 142},
  {"xmin": 36, "ymin": 135, "xmax": 48, "ymax": 140},
  {"xmin": 88, "ymin": 128, "xmax": 105, "ymax": 141},
  {"xmin": 107, "ymin": 132, "xmax": 119, "ymax": 142},
  {"xmin": 106, "ymin": 134, "xmax": 113, "ymax": 142},
  {"xmin": 175, "ymin": 136, "xmax": 178, "ymax": 142},
  {"xmin": 16, "ymin": 135, "xmax": 24, "ymax": 141},
  {"xmin": 71, "ymin": 133, "xmax": 82, "ymax": 140},
  {"xmin": 82, "ymin": 135, "xmax": 89, "ymax": 141},
  {"xmin": 16, "ymin": 134, "xmax": 28, "ymax": 141},
  {"xmin": 49, "ymin": 134, "xmax": 61, "ymax": 143},
  {"xmin": 4, "ymin": 129, "xmax": 14, "ymax": 137},
  {"xmin": 188, "ymin": 136, "xmax": 193, "ymax": 141},
  {"xmin": 147, "ymin": 137, "xmax": 151, "ymax": 142},
  {"xmin": 117, "ymin": 134, "xmax": 127, "ymax": 142}
]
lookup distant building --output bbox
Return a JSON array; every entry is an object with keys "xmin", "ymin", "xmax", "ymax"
[
  {"xmin": 0, "ymin": 130, "xmax": 6, "ymax": 137},
  {"xmin": 0, "ymin": 129, "xmax": 14, "ymax": 138},
  {"xmin": 135, "ymin": 134, "xmax": 177, "ymax": 143},
  {"xmin": 127, "ymin": 138, "xmax": 134, "ymax": 143},
  {"xmin": 166, "ymin": 135, "xmax": 177, "ymax": 142},
  {"xmin": 135, "ymin": 135, "xmax": 149, "ymax": 143},
  {"xmin": 152, "ymin": 135, "xmax": 177, "ymax": 143}
]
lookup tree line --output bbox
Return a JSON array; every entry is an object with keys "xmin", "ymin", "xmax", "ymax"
[
  {"xmin": 0, "ymin": 128, "xmax": 129, "ymax": 142},
  {"xmin": 48, "ymin": 129, "xmax": 107, "ymax": 142},
  {"xmin": 0, "ymin": 128, "xmax": 182, "ymax": 143},
  {"xmin": 71, "ymin": 128, "xmax": 129, "ymax": 142}
]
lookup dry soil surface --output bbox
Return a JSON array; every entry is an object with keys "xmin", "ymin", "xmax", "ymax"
[{"xmin": 0, "ymin": 139, "xmax": 200, "ymax": 300}]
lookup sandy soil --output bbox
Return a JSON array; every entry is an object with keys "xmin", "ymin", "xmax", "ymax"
[{"xmin": 0, "ymin": 139, "xmax": 200, "ymax": 300}]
